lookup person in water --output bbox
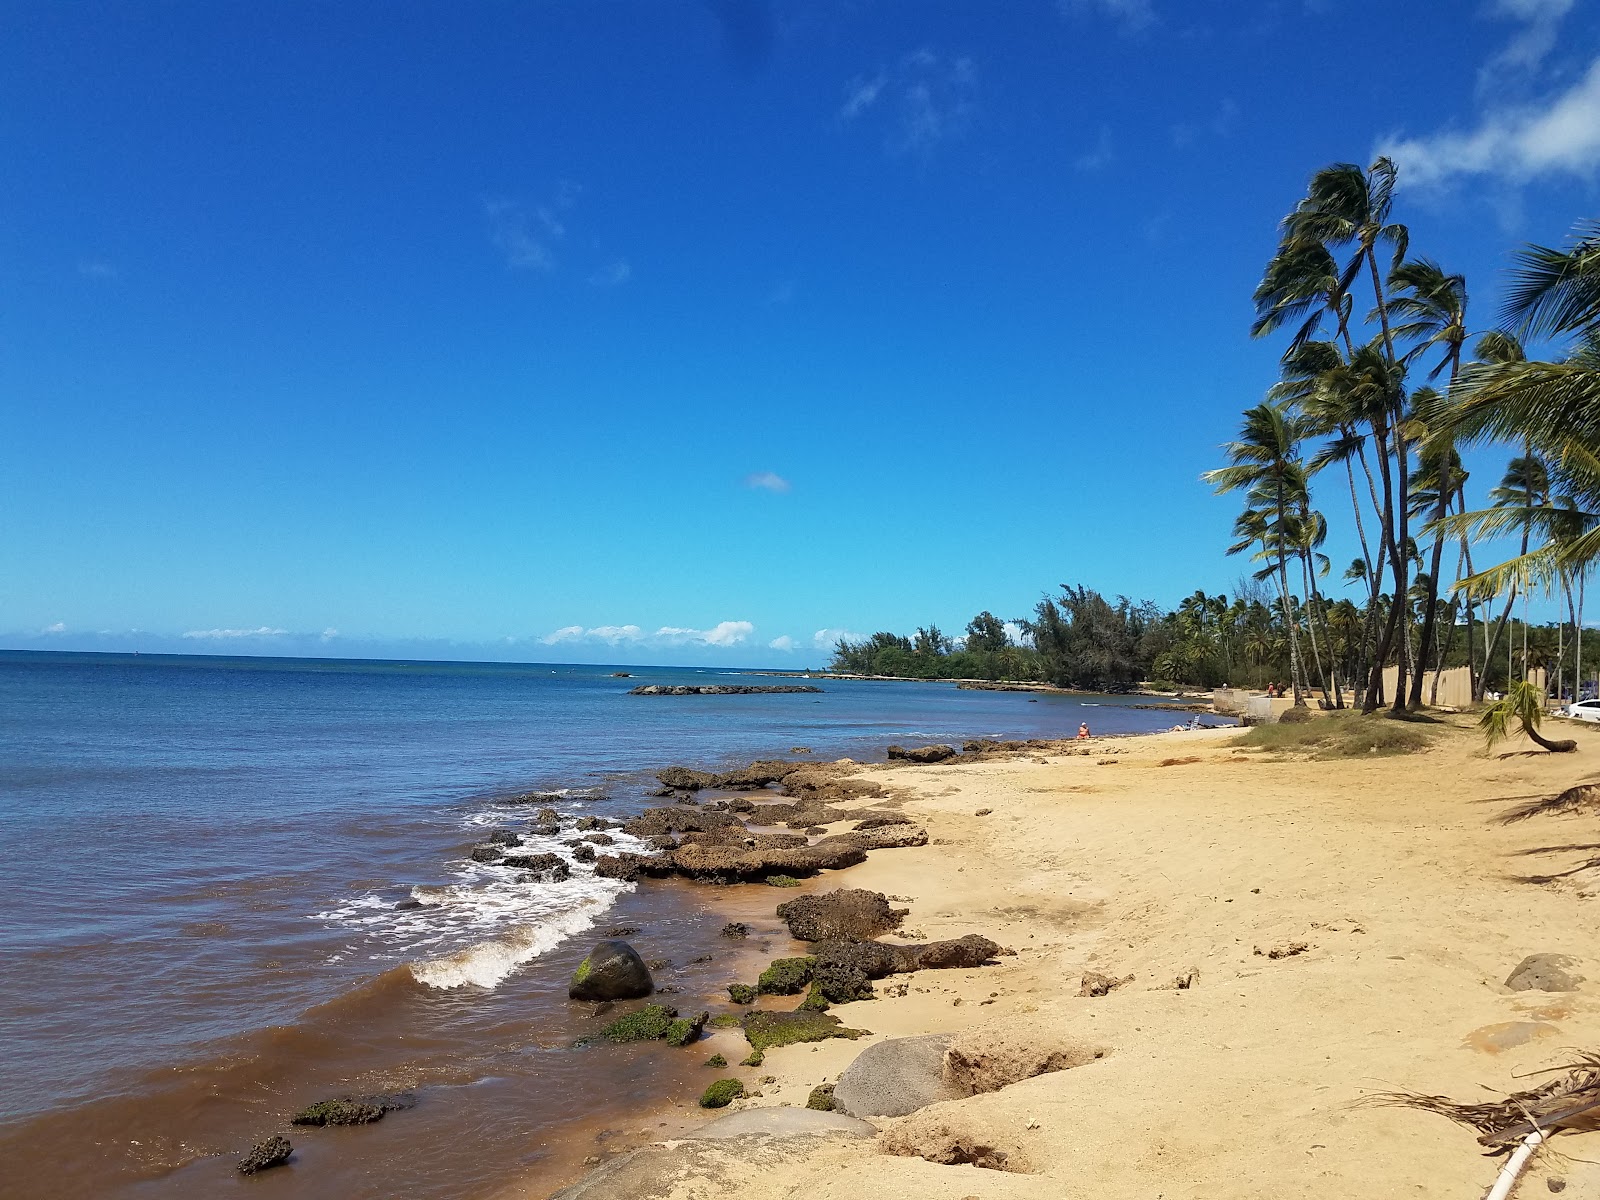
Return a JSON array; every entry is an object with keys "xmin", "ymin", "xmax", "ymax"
[{"xmin": 1077, "ymin": 722, "xmax": 1090, "ymax": 739}]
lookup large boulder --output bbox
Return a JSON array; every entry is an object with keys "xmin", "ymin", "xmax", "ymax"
[
  {"xmin": 833, "ymin": 1034, "xmax": 965, "ymax": 1118},
  {"xmin": 569, "ymin": 940, "xmax": 654, "ymax": 1001},
  {"xmin": 777, "ymin": 889, "xmax": 909, "ymax": 942},
  {"xmin": 1506, "ymin": 953, "xmax": 1585, "ymax": 992}
]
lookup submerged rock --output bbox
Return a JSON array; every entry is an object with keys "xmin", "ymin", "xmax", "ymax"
[
  {"xmin": 664, "ymin": 1010, "xmax": 710, "ymax": 1047},
  {"xmin": 719, "ymin": 922, "xmax": 749, "ymax": 939},
  {"xmin": 571, "ymin": 843, "xmax": 596, "ymax": 863},
  {"xmin": 776, "ymin": 889, "xmax": 909, "ymax": 942},
  {"xmin": 483, "ymin": 829, "xmax": 523, "ymax": 846},
  {"xmin": 631, "ymin": 685, "xmax": 823, "ymax": 696},
  {"xmin": 237, "ymin": 1136, "xmax": 292, "ymax": 1174},
  {"xmin": 570, "ymin": 940, "xmax": 655, "ymax": 1002},
  {"xmin": 598, "ymin": 1003, "xmax": 678, "ymax": 1043},
  {"xmin": 291, "ymin": 1093, "xmax": 414, "ymax": 1126}
]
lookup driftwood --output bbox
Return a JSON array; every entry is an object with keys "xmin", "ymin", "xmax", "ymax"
[{"xmin": 1370, "ymin": 1052, "xmax": 1600, "ymax": 1150}]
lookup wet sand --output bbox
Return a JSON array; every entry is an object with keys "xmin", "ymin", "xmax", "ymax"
[{"xmin": 524, "ymin": 716, "xmax": 1600, "ymax": 1199}]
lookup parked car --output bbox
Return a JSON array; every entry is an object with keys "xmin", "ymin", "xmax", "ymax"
[{"xmin": 1561, "ymin": 698, "xmax": 1600, "ymax": 722}]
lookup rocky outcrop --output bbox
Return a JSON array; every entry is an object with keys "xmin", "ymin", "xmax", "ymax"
[
  {"xmin": 630, "ymin": 685, "xmax": 823, "ymax": 696},
  {"xmin": 291, "ymin": 1093, "xmax": 413, "ymax": 1126},
  {"xmin": 237, "ymin": 1136, "xmax": 292, "ymax": 1174},
  {"xmin": 622, "ymin": 806, "xmax": 741, "ymax": 837},
  {"xmin": 852, "ymin": 813, "xmax": 913, "ymax": 830},
  {"xmin": 833, "ymin": 1034, "xmax": 964, "ymax": 1118},
  {"xmin": 598, "ymin": 1003, "xmax": 678, "ymax": 1042},
  {"xmin": 742, "ymin": 1009, "xmax": 867, "ymax": 1054},
  {"xmin": 569, "ymin": 940, "xmax": 655, "ymax": 1001},
  {"xmin": 501, "ymin": 852, "xmax": 570, "ymax": 881},
  {"xmin": 656, "ymin": 766, "xmax": 719, "ymax": 791},
  {"xmin": 838, "ymin": 825, "xmax": 929, "ymax": 850},
  {"xmin": 812, "ymin": 935, "xmax": 1002, "ymax": 1002},
  {"xmin": 666, "ymin": 838, "xmax": 866, "ymax": 883},
  {"xmin": 776, "ymin": 889, "xmax": 908, "ymax": 942},
  {"xmin": 1506, "ymin": 953, "xmax": 1585, "ymax": 992},
  {"xmin": 886, "ymin": 744, "xmax": 958, "ymax": 764}
]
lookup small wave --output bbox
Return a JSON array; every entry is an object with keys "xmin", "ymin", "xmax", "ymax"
[{"xmin": 409, "ymin": 900, "xmax": 609, "ymax": 989}]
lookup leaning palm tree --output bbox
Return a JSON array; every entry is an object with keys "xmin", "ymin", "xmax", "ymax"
[
  {"xmin": 1205, "ymin": 403, "xmax": 1312, "ymax": 706},
  {"xmin": 1481, "ymin": 680, "xmax": 1577, "ymax": 753}
]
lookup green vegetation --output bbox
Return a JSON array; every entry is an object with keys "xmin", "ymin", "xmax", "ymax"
[
  {"xmin": 708, "ymin": 1013, "xmax": 743, "ymax": 1028},
  {"xmin": 1481, "ymin": 680, "xmax": 1578, "ymax": 753},
  {"xmin": 1233, "ymin": 711, "xmax": 1437, "ymax": 759},
  {"xmin": 756, "ymin": 956, "xmax": 816, "ymax": 995},
  {"xmin": 704, "ymin": 1053, "xmax": 727, "ymax": 1067},
  {"xmin": 765, "ymin": 874, "xmax": 802, "ymax": 888},
  {"xmin": 698, "ymin": 1079, "xmax": 744, "ymax": 1109},
  {"xmin": 739, "ymin": 1049, "xmax": 764, "ymax": 1067},
  {"xmin": 599, "ymin": 1003, "xmax": 677, "ymax": 1043},
  {"xmin": 806, "ymin": 1083, "xmax": 836, "ymax": 1112},
  {"xmin": 743, "ymin": 1010, "xmax": 867, "ymax": 1055},
  {"xmin": 726, "ymin": 984, "xmax": 756, "ymax": 1005},
  {"xmin": 797, "ymin": 982, "xmax": 831, "ymax": 1012},
  {"xmin": 664, "ymin": 1012, "xmax": 708, "ymax": 1047}
]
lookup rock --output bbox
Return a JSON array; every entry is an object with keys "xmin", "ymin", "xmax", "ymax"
[
  {"xmin": 665, "ymin": 1010, "xmax": 710, "ymax": 1047},
  {"xmin": 727, "ymin": 983, "xmax": 756, "ymax": 1004},
  {"xmin": 838, "ymin": 825, "xmax": 929, "ymax": 850},
  {"xmin": 575, "ymin": 816, "xmax": 611, "ymax": 831},
  {"xmin": 719, "ymin": 922, "xmax": 749, "ymax": 939},
  {"xmin": 502, "ymin": 852, "xmax": 570, "ymax": 881},
  {"xmin": 767, "ymin": 874, "xmax": 802, "ymax": 887},
  {"xmin": 599, "ymin": 1003, "xmax": 678, "ymax": 1042},
  {"xmin": 569, "ymin": 940, "xmax": 655, "ymax": 1002},
  {"xmin": 604, "ymin": 925, "xmax": 640, "ymax": 937},
  {"xmin": 291, "ymin": 1093, "xmax": 414, "ymax": 1126},
  {"xmin": 1506, "ymin": 954, "xmax": 1584, "ymax": 992},
  {"xmin": 758, "ymin": 956, "xmax": 816, "ymax": 994},
  {"xmin": 237, "ymin": 1135, "xmax": 292, "ymax": 1174},
  {"xmin": 622, "ymin": 806, "xmax": 740, "ymax": 837},
  {"xmin": 713, "ymin": 761, "xmax": 802, "ymax": 790},
  {"xmin": 806, "ymin": 1083, "xmax": 837, "ymax": 1111},
  {"xmin": 704, "ymin": 1053, "xmax": 727, "ymax": 1067},
  {"xmin": 571, "ymin": 843, "xmax": 596, "ymax": 863},
  {"xmin": 879, "ymin": 1106, "xmax": 1034, "ymax": 1173},
  {"xmin": 1078, "ymin": 971, "xmax": 1132, "ymax": 997},
  {"xmin": 483, "ymin": 829, "xmax": 522, "ymax": 846},
  {"xmin": 666, "ymin": 839, "xmax": 867, "ymax": 883},
  {"xmin": 526, "ymin": 821, "xmax": 561, "ymax": 837},
  {"xmin": 885, "ymin": 744, "xmax": 957, "ymax": 764},
  {"xmin": 582, "ymin": 832, "xmax": 615, "ymax": 845},
  {"xmin": 743, "ymin": 1009, "xmax": 868, "ymax": 1054},
  {"xmin": 468, "ymin": 845, "xmax": 504, "ymax": 864},
  {"xmin": 685, "ymin": 1105, "xmax": 876, "ymax": 1139},
  {"xmin": 812, "ymin": 935, "xmax": 1001, "ymax": 1003},
  {"xmin": 852, "ymin": 814, "xmax": 913, "ymax": 831},
  {"xmin": 698, "ymin": 1078, "xmax": 745, "ymax": 1108},
  {"xmin": 592, "ymin": 853, "xmax": 669, "ymax": 882},
  {"xmin": 834, "ymin": 1034, "xmax": 965, "ymax": 1118},
  {"xmin": 942, "ymin": 1015, "xmax": 1109, "ymax": 1095},
  {"xmin": 655, "ymin": 766, "xmax": 720, "ymax": 791},
  {"xmin": 776, "ymin": 889, "xmax": 909, "ymax": 942}
]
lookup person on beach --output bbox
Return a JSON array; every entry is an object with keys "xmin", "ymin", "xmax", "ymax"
[{"xmin": 1077, "ymin": 721, "xmax": 1090, "ymax": 739}]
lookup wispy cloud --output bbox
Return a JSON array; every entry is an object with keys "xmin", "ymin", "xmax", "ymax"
[
  {"xmin": 769, "ymin": 635, "xmax": 796, "ymax": 651},
  {"xmin": 1481, "ymin": 0, "xmax": 1575, "ymax": 89},
  {"xmin": 812, "ymin": 627, "xmax": 863, "ymax": 649},
  {"xmin": 743, "ymin": 470, "xmax": 791, "ymax": 493},
  {"xmin": 1073, "ymin": 125, "xmax": 1114, "ymax": 172},
  {"xmin": 1058, "ymin": 0, "xmax": 1155, "ymax": 33},
  {"xmin": 77, "ymin": 259, "xmax": 118, "ymax": 280},
  {"xmin": 588, "ymin": 258, "xmax": 632, "ymax": 287},
  {"xmin": 41, "ymin": 621, "xmax": 66, "ymax": 634},
  {"xmin": 1171, "ymin": 98, "xmax": 1238, "ymax": 147},
  {"xmin": 840, "ymin": 49, "xmax": 977, "ymax": 156},
  {"xmin": 1378, "ymin": 56, "xmax": 1600, "ymax": 189},
  {"xmin": 182, "ymin": 626, "xmax": 289, "ymax": 640},
  {"xmin": 485, "ymin": 181, "xmax": 581, "ymax": 271},
  {"xmin": 540, "ymin": 621, "xmax": 755, "ymax": 648}
]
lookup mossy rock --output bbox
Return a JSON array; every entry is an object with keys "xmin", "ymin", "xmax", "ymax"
[
  {"xmin": 599, "ymin": 1003, "xmax": 678, "ymax": 1043},
  {"xmin": 806, "ymin": 1083, "xmax": 836, "ymax": 1112},
  {"xmin": 664, "ymin": 1011, "xmax": 709, "ymax": 1047},
  {"xmin": 766, "ymin": 875, "xmax": 802, "ymax": 888},
  {"xmin": 704, "ymin": 1053, "xmax": 727, "ymax": 1068},
  {"xmin": 708, "ymin": 1013, "xmax": 742, "ymax": 1028},
  {"xmin": 797, "ymin": 982, "xmax": 831, "ymax": 1012},
  {"xmin": 740, "ymin": 1049, "xmax": 765, "ymax": 1067},
  {"xmin": 743, "ymin": 1009, "xmax": 867, "ymax": 1054},
  {"xmin": 291, "ymin": 1098, "xmax": 386, "ymax": 1126},
  {"xmin": 699, "ymin": 1078, "xmax": 745, "ymax": 1108},
  {"xmin": 727, "ymin": 983, "xmax": 757, "ymax": 1005},
  {"xmin": 757, "ymin": 956, "xmax": 816, "ymax": 995}
]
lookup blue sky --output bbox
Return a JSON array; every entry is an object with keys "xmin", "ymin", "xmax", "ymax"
[{"xmin": 3, "ymin": 0, "xmax": 1598, "ymax": 665}]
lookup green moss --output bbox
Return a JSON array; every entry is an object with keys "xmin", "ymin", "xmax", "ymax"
[
  {"xmin": 727, "ymin": 983, "xmax": 757, "ymax": 1005},
  {"xmin": 797, "ymin": 982, "xmax": 831, "ymax": 1012},
  {"xmin": 757, "ymin": 956, "xmax": 816, "ymax": 995},
  {"xmin": 599, "ymin": 1003, "xmax": 678, "ymax": 1043},
  {"xmin": 740, "ymin": 1049, "xmax": 765, "ymax": 1067},
  {"xmin": 743, "ymin": 1009, "xmax": 867, "ymax": 1054},
  {"xmin": 806, "ymin": 1084, "xmax": 836, "ymax": 1112},
  {"xmin": 766, "ymin": 875, "xmax": 802, "ymax": 888},
  {"xmin": 664, "ymin": 1011, "xmax": 708, "ymax": 1047},
  {"xmin": 704, "ymin": 1053, "xmax": 727, "ymax": 1068},
  {"xmin": 571, "ymin": 957, "xmax": 593, "ymax": 986},
  {"xmin": 699, "ymin": 1078, "xmax": 745, "ymax": 1109}
]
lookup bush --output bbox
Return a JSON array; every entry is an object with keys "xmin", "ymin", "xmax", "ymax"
[{"xmin": 1233, "ymin": 711, "xmax": 1437, "ymax": 759}]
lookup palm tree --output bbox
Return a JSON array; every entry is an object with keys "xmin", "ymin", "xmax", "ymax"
[
  {"xmin": 1481, "ymin": 679, "xmax": 1577, "ymax": 753},
  {"xmin": 1205, "ymin": 403, "xmax": 1311, "ymax": 706}
]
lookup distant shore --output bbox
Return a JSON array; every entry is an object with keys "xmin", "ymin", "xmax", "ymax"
[{"xmin": 527, "ymin": 714, "xmax": 1600, "ymax": 1199}]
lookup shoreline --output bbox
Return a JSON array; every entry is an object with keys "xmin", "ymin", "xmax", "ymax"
[{"xmin": 523, "ymin": 715, "xmax": 1600, "ymax": 1199}]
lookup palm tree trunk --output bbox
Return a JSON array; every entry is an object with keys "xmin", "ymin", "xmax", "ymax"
[
  {"xmin": 1364, "ymin": 414, "xmax": 1404, "ymax": 712},
  {"xmin": 1300, "ymin": 554, "xmax": 1330, "ymax": 705}
]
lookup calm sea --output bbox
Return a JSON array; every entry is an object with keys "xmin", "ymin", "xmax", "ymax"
[{"xmin": 0, "ymin": 650, "xmax": 1202, "ymax": 1198}]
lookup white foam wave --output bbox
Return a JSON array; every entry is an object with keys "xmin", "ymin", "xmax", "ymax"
[{"xmin": 408, "ymin": 899, "xmax": 609, "ymax": 989}]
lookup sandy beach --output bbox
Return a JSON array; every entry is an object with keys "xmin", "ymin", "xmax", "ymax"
[{"xmin": 531, "ymin": 715, "xmax": 1600, "ymax": 1199}]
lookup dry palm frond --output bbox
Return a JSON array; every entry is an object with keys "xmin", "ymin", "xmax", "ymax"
[
  {"xmin": 1500, "ymin": 785, "xmax": 1600, "ymax": 824},
  {"xmin": 1369, "ymin": 1054, "xmax": 1600, "ymax": 1152}
]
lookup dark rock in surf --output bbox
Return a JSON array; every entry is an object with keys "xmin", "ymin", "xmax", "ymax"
[
  {"xmin": 582, "ymin": 832, "xmax": 615, "ymax": 845},
  {"xmin": 656, "ymin": 766, "xmax": 719, "ymax": 792},
  {"xmin": 713, "ymin": 761, "xmax": 802, "ymax": 790},
  {"xmin": 885, "ymin": 744, "xmax": 957, "ymax": 764},
  {"xmin": 570, "ymin": 940, "xmax": 655, "ymax": 1001},
  {"xmin": 469, "ymin": 845, "xmax": 505, "ymax": 864},
  {"xmin": 720, "ymin": 922, "xmax": 749, "ymax": 939},
  {"xmin": 503, "ymin": 852, "xmax": 571, "ymax": 881},
  {"xmin": 571, "ymin": 843, "xmax": 597, "ymax": 863},
  {"xmin": 575, "ymin": 816, "xmax": 611, "ymax": 831},
  {"xmin": 484, "ymin": 829, "xmax": 523, "ymax": 846},
  {"xmin": 292, "ymin": 1093, "xmax": 414, "ymax": 1126},
  {"xmin": 237, "ymin": 1136, "xmax": 292, "ymax": 1174},
  {"xmin": 631, "ymin": 685, "xmax": 823, "ymax": 696}
]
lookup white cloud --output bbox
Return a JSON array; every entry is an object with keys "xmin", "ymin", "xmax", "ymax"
[
  {"xmin": 743, "ymin": 470, "xmax": 791, "ymax": 493},
  {"xmin": 41, "ymin": 621, "xmax": 66, "ymax": 634},
  {"xmin": 840, "ymin": 50, "xmax": 976, "ymax": 156},
  {"xmin": 539, "ymin": 621, "xmax": 752, "ymax": 648},
  {"xmin": 589, "ymin": 259, "xmax": 631, "ymax": 287},
  {"xmin": 769, "ymin": 635, "xmax": 797, "ymax": 651},
  {"xmin": 587, "ymin": 624, "xmax": 646, "ymax": 644},
  {"xmin": 1378, "ymin": 56, "xmax": 1600, "ymax": 188},
  {"xmin": 1058, "ymin": 0, "xmax": 1155, "ymax": 32},
  {"xmin": 654, "ymin": 621, "xmax": 754, "ymax": 647},
  {"xmin": 1481, "ymin": 0, "xmax": 1575, "ymax": 86},
  {"xmin": 485, "ymin": 182, "xmax": 581, "ymax": 271},
  {"xmin": 813, "ymin": 627, "xmax": 863, "ymax": 649},
  {"xmin": 182, "ymin": 627, "xmax": 289, "ymax": 640},
  {"xmin": 321, "ymin": 628, "xmax": 339, "ymax": 641},
  {"xmin": 542, "ymin": 625, "xmax": 587, "ymax": 644}
]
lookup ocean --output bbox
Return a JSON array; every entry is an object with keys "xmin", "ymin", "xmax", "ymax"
[{"xmin": 0, "ymin": 650, "xmax": 1206, "ymax": 1198}]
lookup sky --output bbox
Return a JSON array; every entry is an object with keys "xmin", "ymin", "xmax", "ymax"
[{"xmin": 2, "ymin": 0, "xmax": 1599, "ymax": 666}]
